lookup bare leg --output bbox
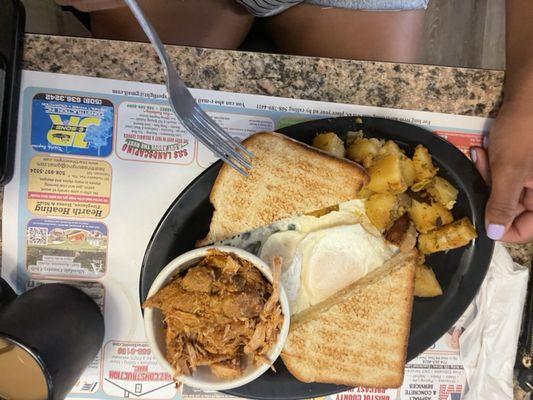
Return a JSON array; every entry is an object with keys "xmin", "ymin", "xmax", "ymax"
[
  {"xmin": 90, "ymin": 0, "xmax": 254, "ymax": 49},
  {"xmin": 265, "ymin": 3, "xmax": 425, "ymax": 63}
]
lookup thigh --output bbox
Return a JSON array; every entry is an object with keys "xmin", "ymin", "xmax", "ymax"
[
  {"xmin": 90, "ymin": 0, "xmax": 254, "ymax": 49},
  {"xmin": 265, "ymin": 3, "xmax": 425, "ymax": 63}
]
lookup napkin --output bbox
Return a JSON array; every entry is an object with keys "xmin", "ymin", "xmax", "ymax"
[{"xmin": 460, "ymin": 243, "xmax": 529, "ymax": 400}]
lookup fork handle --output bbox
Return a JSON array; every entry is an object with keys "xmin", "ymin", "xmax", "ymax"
[{"xmin": 123, "ymin": 0, "xmax": 171, "ymax": 68}]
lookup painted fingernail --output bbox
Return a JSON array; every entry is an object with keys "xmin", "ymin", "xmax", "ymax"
[
  {"xmin": 487, "ymin": 223, "xmax": 505, "ymax": 240},
  {"xmin": 470, "ymin": 148, "xmax": 477, "ymax": 163},
  {"xmin": 482, "ymin": 135, "xmax": 489, "ymax": 149}
]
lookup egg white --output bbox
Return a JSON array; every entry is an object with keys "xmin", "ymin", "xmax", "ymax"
[{"xmin": 259, "ymin": 201, "xmax": 397, "ymax": 315}]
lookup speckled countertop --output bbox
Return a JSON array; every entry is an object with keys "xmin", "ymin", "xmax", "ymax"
[
  {"xmin": 3, "ymin": 34, "xmax": 531, "ymax": 265},
  {"xmin": 22, "ymin": 35, "xmax": 505, "ymax": 117},
  {"xmin": 0, "ymin": 33, "xmax": 531, "ymax": 398}
]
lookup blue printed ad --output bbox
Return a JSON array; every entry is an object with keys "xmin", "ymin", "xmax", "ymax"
[{"xmin": 31, "ymin": 93, "xmax": 114, "ymax": 157}]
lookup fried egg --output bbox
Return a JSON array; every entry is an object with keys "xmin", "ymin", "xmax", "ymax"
[{"xmin": 260, "ymin": 202, "xmax": 397, "ymax": 315}]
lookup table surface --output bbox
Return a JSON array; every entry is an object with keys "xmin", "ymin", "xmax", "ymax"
[
  {"xmin": 1, "ymin": 33, "xmax": 531, "ymax": 399},
  {"xmin": 4, "ymin": 33, "xmax": 531, "ymax": 265}
]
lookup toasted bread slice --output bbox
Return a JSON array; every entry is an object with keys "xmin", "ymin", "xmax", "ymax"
[
  {"xmin": 281, "ymin": 250, "xmax": 417, "ymax": 388},
  {"xmin": 199, "ymin": 132, "xmax": 367, "ymax": 245}
]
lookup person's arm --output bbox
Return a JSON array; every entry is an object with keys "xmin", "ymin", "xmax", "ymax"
[
  {"xmin": 504, "ymin": 0, "xmax": 533, "ymax": 104},
  {"xmin": 471, "ymin": 0, "xmax": 533, "ymax": 243}
]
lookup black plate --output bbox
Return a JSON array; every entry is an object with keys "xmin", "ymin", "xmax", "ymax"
[{"xmin": 140, "ymin": 117, "xmax": 494, "ymax": 400}]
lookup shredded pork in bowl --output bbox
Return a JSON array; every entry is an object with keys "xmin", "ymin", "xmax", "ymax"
[{"xmin": 143, "ymin": 246, "xmax": 290, "ymax": 390}]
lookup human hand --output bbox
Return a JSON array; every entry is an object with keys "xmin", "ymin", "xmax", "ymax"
[
  {"xmin": 470, "ymin": 100, "xmax": 533, "ymax": 243},
  {"xmin": 55, "ymin": 0, "xmax": 125, "ymax": 12}
]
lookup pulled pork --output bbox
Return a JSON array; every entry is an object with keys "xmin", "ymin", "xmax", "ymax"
[{"xmin": 143, "ymin": 250, "xmax": 283, "ymax": 379}]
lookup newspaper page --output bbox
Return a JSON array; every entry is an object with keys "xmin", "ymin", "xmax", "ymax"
[{"xmin": 2, "ymin": 70, "xmax": 489, "ymax": 400}]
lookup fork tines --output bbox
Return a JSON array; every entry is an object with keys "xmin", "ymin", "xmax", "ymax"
[{"xmin": 184, "ymin": 112, "xmax": 253, "ymax": 176}]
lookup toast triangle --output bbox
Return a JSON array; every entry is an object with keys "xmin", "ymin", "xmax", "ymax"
[
  {"xmin": 281, "ymin": 249, "xmax": 417, "ymax": 388},
  {"xmin": 198, "ymin": 131, "xmax": 367, "ymax": 245}
]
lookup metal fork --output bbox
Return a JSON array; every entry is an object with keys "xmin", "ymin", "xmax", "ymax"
[{"xmin": 124, "ymin": 0, "xmax": 252, "ymax": 176}]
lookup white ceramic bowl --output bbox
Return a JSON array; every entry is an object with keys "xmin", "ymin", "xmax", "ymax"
[{"xmin": 144, "ymin": 245, "xmax": 290, "ymax": 391}]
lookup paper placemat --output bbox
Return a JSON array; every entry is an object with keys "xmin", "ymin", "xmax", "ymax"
[{"xmin": 2, "ymin": 70, "xmax": 498, "ymax": 400}]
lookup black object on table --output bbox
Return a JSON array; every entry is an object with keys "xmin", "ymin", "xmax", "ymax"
[
  {"xmin": 0, "ymin": 278, "xmax": 105, "ymax": 399},
  {"xmin": 0, "ymin": 0, "xmax": 24, "ymax": 185}
]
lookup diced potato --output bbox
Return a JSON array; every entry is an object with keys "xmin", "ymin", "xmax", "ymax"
[
  {"xmin": 346, "ymin": 138, "xmax": 383, "ymax": 168},
  {"xmin": 312, "ymin": 132, "xmax": 346, "ymax": 158},
  {"xmin": 418, "ymin": 217, "xmax": 478, "ymax": 254},
  {"xmin": 412, "ymin": 145, "xmax": 438, "ymax": 191},
  {"xmin": 401, "ymin": 157, "xmax": 416, "ymax": 187},
  {"xmin": 397, "ymin": 192, "xmax": 412, "ymax": 215},
  {"xmin": 356, "ymin": 185, "xmax": 373, "ymax": 199},
  {"xmin": 427, "ymin": 176, "xmax": 459, "ymax": 210},
  {"xmin": 414, "ymin": 264, "xmax": 443, "ymax": 297},
  {"xmin": 378, "ymin": 140, "xmax": 403, "ymax": 158},
  {"xmin": 408, "ymin": 199, "xmax": 453, "ymax": 233},
  {"xmin": 365, "ymin": 193, "xmax": 397, "ymax": 230},
  {"xmin": 411, "ymin": 180, "xmax": 431, "ymax": 192},
  {"xmin": 365, "ymin": 193, "xmax": 410, "ymax": 230},
  {"xmin": 367, "ymin": 154, "xmax": 407, "ymax": 194},
  {"xmin": 345, "ymin": 130, "xmax": 364, "ymax": 146}
]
